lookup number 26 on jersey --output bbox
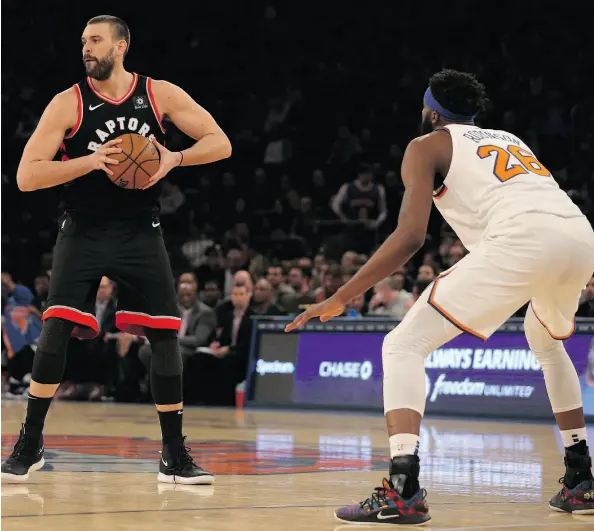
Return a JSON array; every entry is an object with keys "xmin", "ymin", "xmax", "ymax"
[{"xmin": 477, "ymin": 144, "xmax": 550, "ymax": 182}]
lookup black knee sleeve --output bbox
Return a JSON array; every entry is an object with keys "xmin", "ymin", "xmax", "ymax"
[
  {"xmin": 31, "ymin": 318, "xmax": 75, "ymax": 384},
  {"xmin": 145, "ymin": 328, "xmax": 183, "ymax": 405}
]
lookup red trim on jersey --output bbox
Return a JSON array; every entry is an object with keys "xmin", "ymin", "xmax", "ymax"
[
  {"xmin": 87, "ymin": 72, "xmax": 138, "ymax": 105},
  {"xmin": 64, "ymin": 85, "xmax": 83, "ymax": 139},
  {"xmin": 115, "ymin": 311, "xmax": 181, "ymax": 337},
  {"xmin": 147, "ymin": 78, "xmax": 166, "ymax": 133},
  {"xmin": 42, "ymin": 305, "xmax": 99, "ymax": 340}
]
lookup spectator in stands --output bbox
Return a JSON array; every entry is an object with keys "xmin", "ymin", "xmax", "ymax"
[
  {"xmin": 446, "ymin": 242, "xmax": 466, "ymax": 268},
  {"xmin": 233, "ymin": 270, "xmax": 254, "ymax": 294},
  {"xmin": 195, "ymin": 245, "xmax": 225, "ymax": 289},
  {"xmin": 202, "ymin": 280, "xmax": 222, "ymax": 309},
  {"xmin": 315, "ymin": 264, "xmax": 344, "ymax": 302},
  {"xmin": 263, "ymin": 125, "xmax": 293, "ymax": 165},
  {"xmin": 30, "ymin": 273, "xmax": 50, "ymax": 318},
  {"xmin": 341, "ymin": 251, "xmax": 358, "ymax": 271},
  {"xmin": 312, "ymin": 253, "xmax": 326, "ymax": 288},
  {"xmin": 139, "ymin": 279, "xmax": 217, "ymax": 403},
  {"xmin": 331, "ymin": 163, "xmax": 387, "ymax": 254},
  {"xmin": 251, "ymin": 278, "xmax": 284, "ymax": 315},
  {"xmin": 577, "ymin": 275, "xmax": 594, "ymax": 317},
  {"xmin": 287, "ymin": 266, "xmax": 316, "ymax": 312},
  {"xmin": 437, "ymin": 236, "xmax": 454, "ymax": 269},
  {"xmin": 204, "ymin": 283, "xmax": 254, "ymax": 405},
  {"xmin": 266, "ymin": 264, "xmax": 296, "ymax": 311},
  {"xmin": 417, "ymin": 265, "xmax": 437, "ymax": 282},
  {"xmin": 223, "ymin": 247, "xmax": 247, "ymax": 298},
  {"xmin": 346, "ymin": 293, "xmax": 368, "ymax": 317},
  {"xmin": 178, "ymin": 272, "xmax": 198, "ymax": 291},
  {"xmin": 176, "ymin": 282, "xmax": 218, "ymax": 355},
  {"xmin": 59, "ymin": 276, "xmax": 116, "ymax": 401},
  {"xmin": 181, "ymin": 229, "xmax": 215, "ymax": 269},
  {"xmin": 368, "ymin": 275, "xmax": 413, "ymax": 320},
  {"xmin": 2, "ymin": 272, "xmax": 42, "ymax": 397},
  {"xmin": 159, "ymin": 181, "xmax": 187, "ymax": 233},
  {"xmin": 291, "ymin": 196, "xmax": 319, "ymax": 248},
  {"xmin": 298, "ymin": 257, "xmax": 313, "ymax": 269},
  {"xmin": 412, "ymin": 279, "xmax": 433, "ymax": 303}
]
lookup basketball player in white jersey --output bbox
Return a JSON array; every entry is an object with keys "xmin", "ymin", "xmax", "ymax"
[{"xmin": 286, "ymin": 69, "xmax": 594, "ymax": 525}]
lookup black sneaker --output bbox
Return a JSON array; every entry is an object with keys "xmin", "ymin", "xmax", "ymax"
[
  {"xmin": 157, "ymin": 436, "xmax": 214, "ymax": 485},
  {"xmin": 1, "ymin": 424, "xmax": 45, "ymax": 482}
]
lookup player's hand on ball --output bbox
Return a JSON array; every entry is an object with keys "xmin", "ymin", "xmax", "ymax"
[
  {"xmin": 285, "ymin": 295, "xmax": 345, "ymax": 332},
  {"xmin": 140, "ymin": 135, "xmax": 182, "ymax": 190},
  {"xmin": 89, "ymin": 138, "xmax": 123, "ymax": 176}
]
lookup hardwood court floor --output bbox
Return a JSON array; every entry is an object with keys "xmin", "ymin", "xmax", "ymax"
[{"xmin": 1, "ymin": 402, "xmax": 593, "ymax": 530}]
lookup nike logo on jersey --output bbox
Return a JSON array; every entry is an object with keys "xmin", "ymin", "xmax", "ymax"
[
  {"xmin": 162, "ymin": 457, "xmax": 168, "ymax": 467},
  {"xmin": 376, "ymin": 511, "xmax": 400, "ymax": 520},
  {"xmin": 89, "ymin": 103, "xmax": 105, "ymax": 111},
  {"xmin": 152, "ymin": 221, "xmax": 160, "ymax": 228}
]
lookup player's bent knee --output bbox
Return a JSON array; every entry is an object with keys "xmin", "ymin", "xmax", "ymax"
[
  {"xmin": 31, "ymin": 318, "xmax": 75, "ymax": 384},
  {"xmin": 144, "ymin": 328, "xmax": 182, "ymax": 377},
  {"xmin": 382, "ymin": 303, "xmax": 459, "ymax": 360},
  {"xmin": 524, "ymin": 306, "xmax": 558, "ymax": 353},
  {"xmin": 37, "ymin": 317, "xmax": 75, "ymax": 354}
]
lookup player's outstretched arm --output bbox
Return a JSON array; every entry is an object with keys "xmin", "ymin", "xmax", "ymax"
[
  {"xmin": 152, "ymin": 80, "xmax": 232, "ymax": 166},
  {"xmin": 286, "ymin": 133, "xmax": 447, "ymax": 332},
  {"xmin": 17, "ymin": 88, "xmax": 122, "ymax": 192},
  {"xmin": 331, "ymin": 136, "xmax": 437, "ymax": 303}
]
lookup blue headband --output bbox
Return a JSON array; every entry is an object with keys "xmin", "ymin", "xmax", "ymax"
[{"xmin": 424, "ymin": 87, "xmax": 476, "ymax": 122}]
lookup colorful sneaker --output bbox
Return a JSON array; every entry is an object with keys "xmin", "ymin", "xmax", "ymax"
[
  {"xmin": 335, "ymin": 478, "xmax": 431, "ymax": 526},
  {"xmin": 549, "ymin": 478, "xmax": 594, "ymax": 515}
]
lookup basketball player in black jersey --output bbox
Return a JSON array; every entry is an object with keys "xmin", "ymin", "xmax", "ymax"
[{"xmin": 2, "ymin": 15, "xmax": 231, "ymax": 484}]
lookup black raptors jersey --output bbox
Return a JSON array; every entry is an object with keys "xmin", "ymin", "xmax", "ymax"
[
  {"xmin": 344, "ymin": 181, "xmax": 380, "ymax": 221},
  {"xmin": 59, "ymin": 73, "xmax": 166, "ymax": 216}
]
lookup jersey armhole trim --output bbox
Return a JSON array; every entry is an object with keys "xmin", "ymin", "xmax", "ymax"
[
  {"xmin": 433, "ymin": 184, "xmax": 448, "ymax": 198},
  {"xmin": 64, "ymin": 85, "xmax": 83, "ymax": 139},
  {"xmin": 433, "ymin": 126, "xmax": 453, "ymax": 184},
  {"xmin": 147, "ymin": 78, "xmax": 166, "ymax": 134}
]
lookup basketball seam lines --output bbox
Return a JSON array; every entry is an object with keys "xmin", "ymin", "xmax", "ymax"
[
  {"xmin": 129, "ymin": 138, "xmax": 157, "ymax": 185},
  {"xmin": 113, "ymin": 134, "xmax": 158, "ymax": 187}
]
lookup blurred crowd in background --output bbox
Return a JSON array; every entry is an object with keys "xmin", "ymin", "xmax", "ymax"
[{"xmin": 2, "ymin": 2, "xmax": 593, "ymax": 404}]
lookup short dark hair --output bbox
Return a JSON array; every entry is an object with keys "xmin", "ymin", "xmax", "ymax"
[
  {"xmin": 414, "ymin": 279, "xmax": 433, "ymax": 294},
  {"xmin": 299, "ymin": 266, "xmax": 312, "ymax": 280},
  {"xmin": 291, "ymin": 266, "xmax": 312, "ymax": 280},
  {"xmin": 327, "ymin": 264, "xmax": 344, "ymax": 279},
  {"xmin": 87, "ymin": 15, "xmax": 130, "ymax": 56},
  {"xmin": 358, "ymin": 162, "xmax": 373, "ymax": 175},
  {"xmin": 268, "ymin": 263, "xmax": 285, "ymax": 274},
  {"xmin": 429, "ymin": 69, "xmax": 488, "ymax": 118}
]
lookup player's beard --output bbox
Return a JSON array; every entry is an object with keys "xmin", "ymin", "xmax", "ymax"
[
  {"xmin": 84, "ymin": 49, "xmax": 116, "ymax": 81},
  {"xmin": 420, "ymin": 113, "xmax": 434, "ymax": 136}
]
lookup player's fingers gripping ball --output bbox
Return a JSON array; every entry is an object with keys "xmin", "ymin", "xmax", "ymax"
[{"xmin": 107, "ymin": 133, "xmax": 160, "ymax": 189}]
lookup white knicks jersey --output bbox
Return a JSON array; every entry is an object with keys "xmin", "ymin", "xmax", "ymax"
[{"xmin": 433, "ymin": 124, "xmax": 584, "ymax": 251}]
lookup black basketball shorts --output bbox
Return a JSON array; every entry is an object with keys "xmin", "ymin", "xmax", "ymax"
[{"xmin": 43, "ymin": 212, "xmax": 181, "ymax": 339}]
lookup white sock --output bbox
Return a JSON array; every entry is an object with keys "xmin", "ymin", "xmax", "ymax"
[
  {"xmin": 561, "ymin": 427, "xmax": 588, "ymax": 448},
  {"xmin": 389, "ymin": 434, "xmax": 420, "ymax": 458}
]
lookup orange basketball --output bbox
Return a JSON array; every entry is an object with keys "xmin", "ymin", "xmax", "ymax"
[{"xmin": 108, "ymin": 133, "xmax": 160, "ymax": 190}]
